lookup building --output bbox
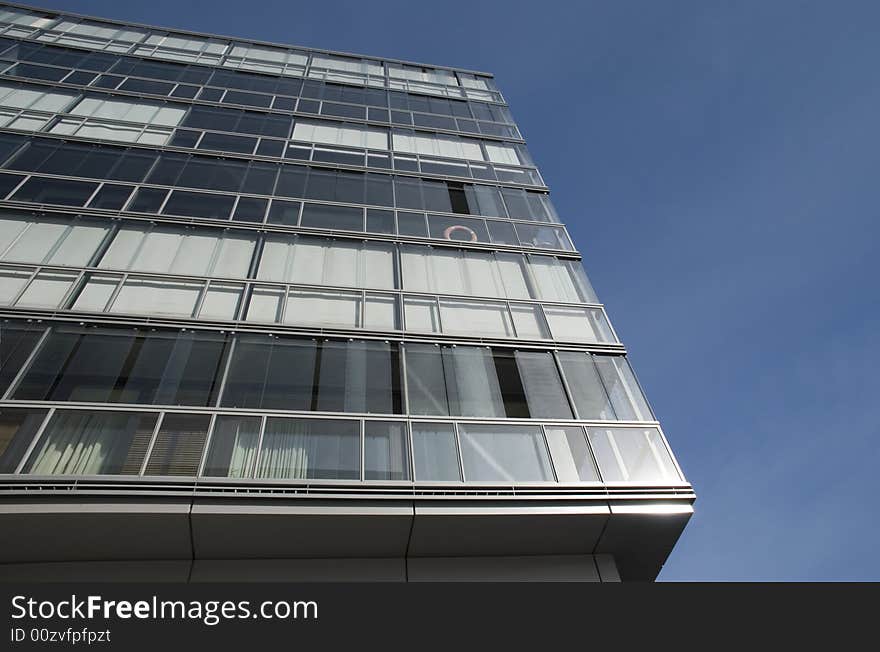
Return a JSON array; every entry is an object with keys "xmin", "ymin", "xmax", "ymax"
[{"xmin": 0, "ymin": 1, "xmax": 693, "ymax": 582}]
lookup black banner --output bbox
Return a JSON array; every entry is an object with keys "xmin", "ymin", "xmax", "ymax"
[{"xmin": 0, "ymin": 583, "xmax": 877, "ymax": 649}]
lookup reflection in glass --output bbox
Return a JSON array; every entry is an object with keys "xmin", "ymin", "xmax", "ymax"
[
  {"xmin": 202, "ymin": 415, "xmax": 261, "ymax": 478},
  {"xmin": 411, "ymin": 422, "xmax": 460, "ymax": 481},
  {"xmin": 458, "ymin": 424, "xmax": 553, "ymax": 482}
]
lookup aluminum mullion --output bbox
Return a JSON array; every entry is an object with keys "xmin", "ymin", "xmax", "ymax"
[
  {"xmin": 195, "ymin": 411, "xmax": 218, "ymax": 477},
  {"xmin": 138, "ymin": 410, "xmax": 166, "ymax": 476},
  {"xmin": 359, "ymin": 418, "xmax": 365, "ymax": 481},
  {"xmin": 452, "ymin": 421, "xmax": 466, "ymax": 482},
  {"xmin": 55, "ymin": 269, "xmax": 86, "ymax": 310},
  {"xmin": 190, "ymin": 279, "xmax": 210, "ymax": 318},
  {"xmin": 7, "ymin": 265, "xmax": 39, "ymax": 307},
  {"xmin": 250, "ymin": 414, "xmax": 268, "ymax": 478},
  {"xmin": 213, "ymin": 335, "xmax": 237, "ymax": 408},
  {"xmin": 11, "ymin": 405, "xmax": 55, "ymax": 474},
  {"xmin": 103, "ymin": 272, "xmax": 127, "ymax": 312},
  {"xmin": 0, "ymin": 323, "xmax": 52, "ymax": 401},
  {"xmin": 552, "ymin": 350, "xmax": 581, "ymax": 420}
]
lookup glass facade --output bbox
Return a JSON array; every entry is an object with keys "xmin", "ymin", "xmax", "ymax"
[{"xmin": 0, "ymin": 3, "xmax": 685, "ymax": 492}]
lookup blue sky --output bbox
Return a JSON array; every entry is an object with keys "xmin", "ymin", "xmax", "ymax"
[{"xmin": 41, "ymin": 0, "xmax": 880, "ymax": 580}]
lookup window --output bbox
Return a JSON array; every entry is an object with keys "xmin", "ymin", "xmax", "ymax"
[
  {"xmin": 258, "ymin": 235, "xmax": 395, "ymax": 289},
  {"xmin": 528, "ymin": 256, "xmax": 588, "ymax": 303},
  {"xmin": 11, "ymin": 177, "xmax": 98, "ymax": 206},
  {"xmin": 0, "ymin": 266, "xmax": 30, "ymax": 305},
  {"xmin": 14, "ymin": 327, "xmax": 229, "ymax": 407},
  {"xmin": 0, "ymin": 81, "xmax": 78, "ymax": 112},
  {"xmin": 285, "ymin": 289, "xmax": 361, "ymax": 328},
  {"xmin": 14, "ymin": 270, "xmax": 78, "ymax": 309},
  {"xmin": 364, "ymin": 421, "xmax": 410, "ymax": 481},
  {"xmin": 404, "ymin": 344, "xmax": 571, "ymax": 418},
  {"xmin": 0, "ymin": 212, "xmax": 111, "ymax": 267},
  {"xmin": 588, "ymin": 427, "xmax": 680, "ymax": 483},
  {"xmin": 293, "ymin": 120, "xmax": 388, "ymax": 150},
  {"xmin": 220, "ymin": 335, "xmax": 317, "ymax": 410},
  {"xmin": 300, "ymin": 203, "xmax": 364, "ymax": 231},
  {"xmin": 0, "ymin": 320, "xmax": 46, "ymax": 396},
  {"xmin": 110, "ymin": 277, "xmax": 204, "ymax": 318},
  {"xmin": 162, "ymin": 190, "xmax": 236, "ymax": 220},
  {"xmin": 314, "ymin": 340, "xmax": 401, "ymax": 414},
  {"xmin": 256, "ymin": 417, "xmax": 359, "ymax": 480},
  {"xmin": 220, "ymin": 335, "xmax": 402, "ymax": 414},
  {"xmin": 544, "ymin": 426, "xmax": 599, "ymax": 482},
  {"xmin": 557, "ymin": 352, "xmax": 615, "ymax": 420},
  {"xmin": 0, "ymin": 407, "xmax": 48, "ymax": 473},
  {"xmin": 411, "ymin": 422, "xmax": 460, "ymax": 481},
  {"xmin": 458, "ymin": 424, "xmax": 553, "ymax": 482},
  {"xmin": 392, "ymin": 130, "xmax": 483, "ymax": 161},
  {"xmin": 401, "ymin": 244, "xmax": 527, "ymax": 299},
  {"xmin": 513, "ymin": 350, "xmax": 573, "ymax": 418},
  {"xmin": 202, "ymin": 415, "xmax": 261, "ymax": 478},
  {"xmin": 22, "ymin": 410, "xmax": 159, "ymax": 475},
  {"xmin": 437, "ymin": 298, "xmax": 514, "ymax": 337},
  {"xmin": 594, "ymin": 356, "xmax": 654, "ymax": 421},
  {"xmin": 143, "ymin": 413, "xmax": 211, "ymax": 476},
  {"xmin": 516, "ymin": 224, "xmax": 573, "ymax": 250},
  {"xmin": 544, "ymin": 306, "xmax": 615, "ymax": 343},
  {"xmin": 99, "ymin": 223, "xmax": 256, "ymax": 278}
]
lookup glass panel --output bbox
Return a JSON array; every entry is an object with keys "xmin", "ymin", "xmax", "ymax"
[
  {"xmin": 588, "ymin": 427, "xmax": 680, "ymax": 483},
  {"xmin": 458, "ymin": 424, "xmax": 553, "ymax": 482},
  {"xmin": 594, "ymin": 356, "xmax": 654, "ymax": 421},
  {"xmin": 45, "ymin": 222, "xmax": 108, "ymax": 267},
  {"xmin": 364, "ymin": 293, "xmax": 398, "ymax": 329},
  {"xmin": 144, "ymin": 413, "xmax": 211, "ymax": 476},
  {"xmin": 411, "ymin": 422, "xmax": 460, "ymax": 481},
  {"xmin": 544, "ymin": 426, "xmax": 599, "ymax": 482},
  {"xmin": 202, "ymin": 415, "xmax": 261, "ymax": 478},
  {"xmin": 285, "ymin": 289, "xmax": 361, "ymax": 328},
  {"xmin": 0, "ymin": 320, "xmax": 46, "ymax": 396},
  {"xmin": 257, "ymin": 417, "xmax": 359, "ymax": 480},
  {"xmin": 557, "ymin": 352, "xmax": 616, "ymax": 420},
  {"xmin": 364, "ymin": 421, "xmax": 410, "ymax": 481},
  {"xmin": 110, "ymin": 277, "xmax": 202, "ymax": 317},
  {"xmin": 404, "ymin": 344, "xmax": 450, "ymax": 416},
  {"xmin": 23, "ymin": 410, "xmax": 159, "ymax": 475},
  {"xmin": 14, "ymin": 327, "xmax": 227, "ymax": 407},
  {"xmin": 314, "ymin": 340, "xmax": 401, "ymax": 414},
  {"xmin": 438, "ymin": 298, "xmax": 514, "ymax": 337},
  {"xmin": 514, "ymin": 350, "xmax": 573, "ymax": 418},
  {"xmin": 404, "ymin": 344, "xmax": 505, "ymax": 417},
  {"xmin": 0, "ymin": 407, "xmax": 49, "ymax": 473},
  {"xmin": 403, "ymin": 296, "xmax": 440, "ymax": 333},
  {"xmin": 15, "ymin": 270, "xmax": 77, "ymax": 308},
  {"xmin": 510, "ymin": 303, "xmax": 550, "ymax": 339},
  {"xmin": 198, "ymin": 283, "xmax": 243, "ymax": 320},
  {"xmin": 445, "ymin": 346, "xmax": 505, "ymax": 418},
  {"xmin": 220, "ymin": 335, "xmax": 317, "ymax": 410},
  {"xmin": 544, "ymin": 306, "xmax": 614, "ymax": 342},
  {"xmin": 162, "ymin": 190, "xmax": 235, "ymax": 220},
  {"xmin": 300, "ymin": 202, "xmax": 363, "ymax": 231},
  {"xmin": 3, "ymin": 220, "xmax": 68, "ymax": 263},
  {"xmin": 528, "ymin": 256, "xmax": 581, "ymax": 302},
  {"xmin": 71, "ymin": 274, "xmax": 119, "ymax": 312},
  {"xmin": 0, "ymin": 267, "xmax": 31, "ymax": 305},
  {"xmin": 245, "ymin": 285, "xmax": 283, "ymax": 323}
]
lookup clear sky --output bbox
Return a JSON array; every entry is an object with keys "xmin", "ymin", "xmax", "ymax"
[{"xmin": 36, "ymin": 0, "xmax": 880, "ymax": 580}]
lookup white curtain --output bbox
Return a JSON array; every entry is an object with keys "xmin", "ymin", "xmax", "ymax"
[
  {"xmin": 27, "ymin": 411, "xmax": 147, "ymax": 475},
  {"xmin": 257, "ymin": 418, "xmax": 313, "ymax": 479}
]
